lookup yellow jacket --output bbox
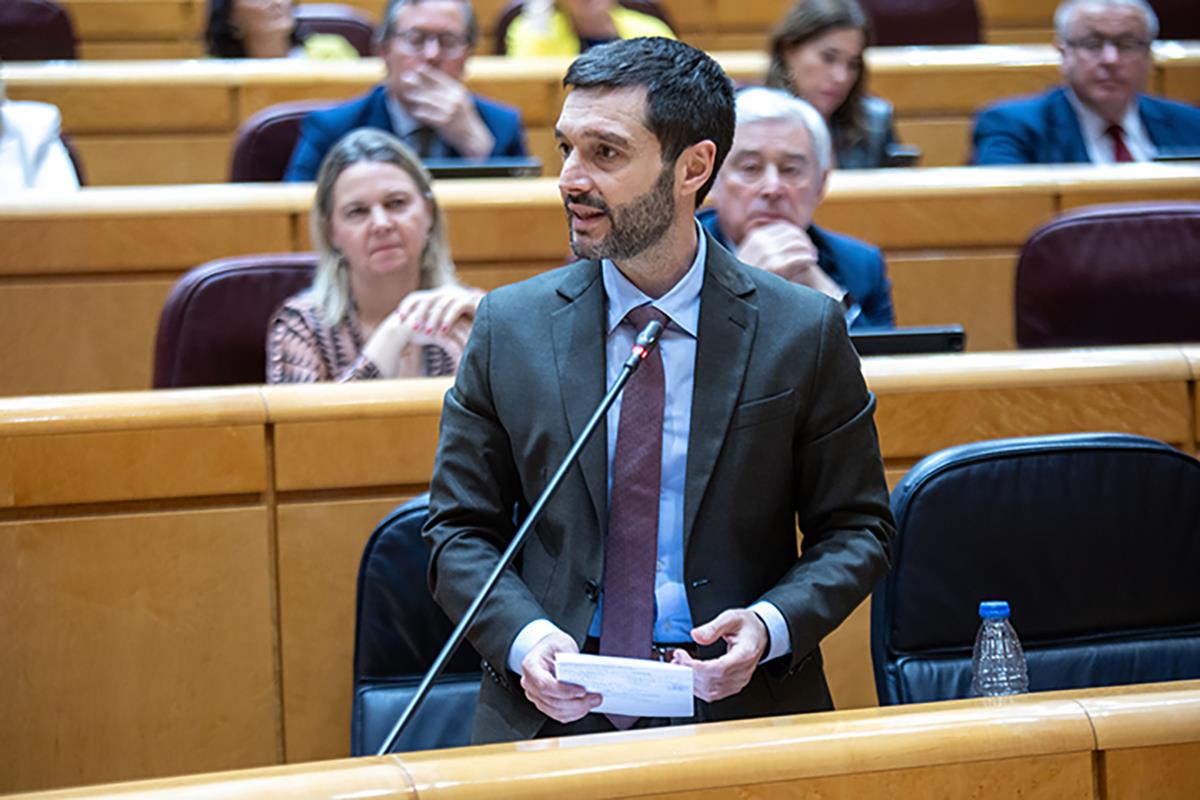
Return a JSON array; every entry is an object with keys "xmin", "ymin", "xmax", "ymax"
[{"xmin": 506, "ymin": 7, "xmax": 675, "ymax": 57}]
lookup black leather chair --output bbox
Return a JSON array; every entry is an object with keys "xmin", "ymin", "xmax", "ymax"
[
  {"xmin": 0, "ymin": 0, "xmax": 76, "ymax": 60},
  {"xmin": 352, "ymin": 494, "xmax": 481, "ymax": 755},
  {"xmin": 294, "ymin": 3, "xmax": 376, "ymax": 56},
  {"xmin": 871, "ymin": 433, "xmax": 1200, "ymax": 706},
  {"xmin": 492, "ymin": 0, "xmax": 675, "ymax": 55},
  {"xmin": 153, "ymin": 254, "xmax": 315, "ymax": 388},
  {"xmin": 860, "ymin": 0, "xmax": 981, "ymax": 46},
  {"xmin": 1015, "ymin": 202, "xmax": 1200, "ymax": 348}
]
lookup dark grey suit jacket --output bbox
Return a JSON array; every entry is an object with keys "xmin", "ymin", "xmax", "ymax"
[{"xmin": 424, "ymin": 233, "xmax": 895, "ymax": 743}]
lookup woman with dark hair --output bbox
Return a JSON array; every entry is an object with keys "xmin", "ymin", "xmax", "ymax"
[
  {"xmin": 206, "ymin": 0, "xmax": 357, "ymax": 59},
  {"xmin": 766, "ymin": 0, "xmax": 899, "ymax": 169},
  {"xmin": 267, "ymin": 129, "xmax": 482, "ymax": 383}
]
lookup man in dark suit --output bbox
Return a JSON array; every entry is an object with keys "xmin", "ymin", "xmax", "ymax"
[
  {"xmin": 285, "ymin": 0, "xmax": 527, "ymax": 181},
  {"xmin": 972, "ymin": 0, "xmax": 1200, "ymax": 165},
  {"xmin": 700, "ymin": 87, "xmax": 894, "ymax": 330},
  {"xmin": 424, "ymin": 37, "xmax": 894, "ymax": 744}
]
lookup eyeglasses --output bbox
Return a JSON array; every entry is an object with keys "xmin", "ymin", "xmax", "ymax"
[
  {"xmin": 391, "ymin": 29, "xmax": 470, "ymax": 57},
  {"xmin": 1064, "ymin": 35, "xmax": 1150, "ymax": 57},
  {"xmin": 726, "ymin": 158, "xmax": 814, "ymax": 187}
]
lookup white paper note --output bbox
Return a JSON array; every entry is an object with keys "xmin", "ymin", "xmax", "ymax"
[{"xmin": 554, "ymin": 652, "xmax": 694, "ymax": 718}]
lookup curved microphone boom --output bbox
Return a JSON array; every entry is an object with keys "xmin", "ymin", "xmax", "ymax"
[{"xmin": 378, "ymin": 318, "xmax": 666, "ymax": 755}]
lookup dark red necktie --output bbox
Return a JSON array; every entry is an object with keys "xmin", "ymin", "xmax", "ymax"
[
  {"xmin": 1106, "ymin": 124, "xmax": 1134, "ymax": 163},
  {"xmin": 599, "ymin": 304, "xmax": 668, "ymax": 730}
]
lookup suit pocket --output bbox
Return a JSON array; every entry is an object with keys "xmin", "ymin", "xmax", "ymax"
[{"xmin": 731, "ymin": 388, "xmax": 796, "ymax": 430}]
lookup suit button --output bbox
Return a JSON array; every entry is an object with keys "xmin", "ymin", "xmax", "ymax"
[{"xmin": 585, "ymin": 580, "xmax": 600, "ymax": 601}]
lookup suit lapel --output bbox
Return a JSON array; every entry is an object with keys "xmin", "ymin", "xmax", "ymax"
[
  {"xmin": 1048, "ymin": 88, "xmax": 1090, "ymax": 163},
  {"xmin": 683, "ymin": 237, "xmax": 757, "ymax": 549},
  {"xmin": 550, "ymin": 261, "xmax": 609, "ymax": 534}
]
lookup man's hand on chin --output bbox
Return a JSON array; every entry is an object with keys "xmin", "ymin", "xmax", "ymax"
[
  {"xmin": 520, "ymin": 631, "xmax": 602, "ymax": 724},
  {"xmin": 737, "ymin": 222, "xmax": 843, "ymax": 299},
  {"xmin": 671, "ymin": 609, "xmax": 769, "ymax": 703},
  {"xmin": 396, "ymin": 65, "xmax": 495, "ymax": 159}
]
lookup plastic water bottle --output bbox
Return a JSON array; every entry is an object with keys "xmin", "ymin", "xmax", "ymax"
[{"xmin": 970, "ymin": 600, "xmax": 1029, "ymax": 697}]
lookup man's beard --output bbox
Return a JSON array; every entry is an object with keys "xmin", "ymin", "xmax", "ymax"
[{"xmin": 565, "ymin": 163, "xmax": 676, "ymax": 261}]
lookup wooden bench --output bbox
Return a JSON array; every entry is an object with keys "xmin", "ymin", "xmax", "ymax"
[
  {"xmin": 54, "ymin": 0, "xmax": 1073, "ymax": 60},
  {"xmin": 4, "ymin": 44, "xmax": 1198, "ymax": 184},
  {"xmin": 1, "ymin": 346, "xmax": 1197, "ymax": 792},
  {"xmin": 3, "ymin": 163, "xmax": 1200, "ymax": 397}
]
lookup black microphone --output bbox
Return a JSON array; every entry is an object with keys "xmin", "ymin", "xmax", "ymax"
[{"xmin": 378, "ymin": 319, "xmax": 666, "ymax": 755}]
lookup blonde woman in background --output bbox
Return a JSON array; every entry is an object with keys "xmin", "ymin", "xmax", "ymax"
[{"xmin": 267, "ymin": 129, "xmax": 482, "ymax": 382}]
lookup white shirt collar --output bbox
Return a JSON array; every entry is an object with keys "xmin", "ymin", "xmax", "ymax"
[
  {"xmin": 384, "ymin": 92, "xmax": 422, "ymax": 139},
  {"xmin": 601, "ymin": 220, "xmax": 706, "ymax": 338},
  {"xmin": 1065, "ymin": 87, "xmax": 1155, "ymax": 163}
]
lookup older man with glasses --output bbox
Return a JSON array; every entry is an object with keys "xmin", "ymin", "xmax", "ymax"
[
  {"xmin": 970, "ymin": 0, "xmax": 1200, "ymax": 165},
  {"xmin": 286, "ymin": 0, "xmax": 528, "ymax": 181},
  {"xmin": 699, "ymin": 87, "xmax": 894, "ymax": 330}
]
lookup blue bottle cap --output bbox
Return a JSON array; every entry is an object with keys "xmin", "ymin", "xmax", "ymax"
[{"xmin": 979, "ymin": 600, "xmax": 1011, "ymax": 619}]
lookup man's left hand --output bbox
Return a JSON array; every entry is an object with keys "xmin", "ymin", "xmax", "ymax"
[
  {"xmin": 672, "ymin": 609, "xmax": 769, "ymax": 703},
  {"xmin": 396, "ymin": 65, "xmax": 495, "ymax": 159}
]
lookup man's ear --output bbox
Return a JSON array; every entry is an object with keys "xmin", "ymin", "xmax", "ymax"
[
  {"xmin": 816, "ymin": 169, "xmax": 830, "ymax": 203},
  {"xmin": 677, "ymin": 140, "xmax": 717, "ymax": 200}
]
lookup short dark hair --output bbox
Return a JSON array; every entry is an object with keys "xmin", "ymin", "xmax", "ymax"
[
  {"xmin": 379, "ymin": 0, "xmax": 477, "ymax": 46},
  {"xmin": 563, "ymin": 37, "xmax": 735, "ymax": 207},
  {"xmin": 205, "ymin": 0, "xmax": 301, "ymax": 58}
]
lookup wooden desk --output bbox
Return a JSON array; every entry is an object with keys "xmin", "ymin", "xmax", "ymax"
[
  {"xmin": 1, "ymin": 346, "xmax": 1196, "ymax": 792},
  {"xmin": 3, "ymin": 164, "xmax": 1199, "ymax": 397},
  {"xmin": 5, "ymin": 45, "xmax": 1197, "ymax": 183},
  {"xmin": 7, "ymin": 679, "xmax": 1200, "ymax": 799}
]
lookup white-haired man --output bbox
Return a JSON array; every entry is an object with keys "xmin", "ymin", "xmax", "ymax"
[
  {"xmin": 700, "ymin": 86, "xmax": 893, "ymax": 329},
  {"xmin": 971, "ymin": 0, "xmax": 1200, "ymax": 164}
]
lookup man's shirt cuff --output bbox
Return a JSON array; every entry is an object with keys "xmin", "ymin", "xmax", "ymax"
[
  {"xmin": 749, "ymin": 600, "xmax": 792, "ymax": 663},
  {"xmin": 507, "ymin": 618, "xmax": 564, "ymax": 675}
]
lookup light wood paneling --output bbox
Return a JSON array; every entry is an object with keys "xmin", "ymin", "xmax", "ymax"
[
  {"xmin": 3, "ymin": 425, "xmax": 265, "ymax": 507},
  {"xmin": 61, "ymin": 0, "xmax": 202, "ymax": 39},
  {"xmin": 887, "ymin": 252, "xmax": 1017, "ymax": 351},
  {"xmin": 646, "ymin": 752, "xmax": 1093, "ymax": 800},
  {"xmin": 0, "ymin": 508, "xmax": 279, "ymax": 794},
  {"xmin": 822, "ymin": 598, "xmax": 875, "ymax": 711},
  {"xmin": 276, "ymin": 496, "xmax": 408, "ymax": 763},
  {"xmin": 978, "ymin": 0, "xmax": 1059, "ymax": 27},
  {"xmin": 1103, "ymin": 743, "xmax": 1200, "ymax": 800},
  {"xmin": 73, "ymin": 134, "xmax": 233, "ymax": 185},
  {"xmin": 0, "ymin": 278, "xmax": 174, "ymax": 395}
]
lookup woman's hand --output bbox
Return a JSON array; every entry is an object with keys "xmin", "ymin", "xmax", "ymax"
[{"xmin": 397, "ymin": 284, "xmax": 484, "ymax": 337}]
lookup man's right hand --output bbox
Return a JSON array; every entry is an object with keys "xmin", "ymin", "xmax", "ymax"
[
  {"xmin": 519, "ymin": 631, "xmax": 602, "ymax": 724},
  {"xmin": 736, "ymin": 222, "xmax": 843, "ymax": 300}
]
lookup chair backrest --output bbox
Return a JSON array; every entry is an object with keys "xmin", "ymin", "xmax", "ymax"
[
  {"xmin": 1016, "ymin": 202, "xmax": 1200, "ymax": 348},
  {"xmin": 860, "ymin": 0, "xmax": 980, "ymax": 45},
  {"xmin": 152, "ymin": 254, "xmax": 316, "ymax": 389},
  {"xmin": 0, "ymin": 0, "xmax": 76, "ymax": 60},
  {"xmin": 294, "ymin": 2, "xmax": 376, "ymax": 56},
  {"xmin": 59, "ymin": 132, "xmax": 85, "ymax": 186},
  {"xmin": 871, "ymin": 433, "xmax": 1200, "ymax": 706},
  {"xmin": 352, "ymin": 494, "xmax": 481, "ymax": 755},
  {"xmin": 1150, "ymin": 0, "xmax": 1200, "ymax": 40},
  {"xmin": 492, "ymin": 0, "xmax": 675, "ymax": 55},
  {"xmin": 229, "ymin": 100, "xmax": 336, "ymax": 183}
]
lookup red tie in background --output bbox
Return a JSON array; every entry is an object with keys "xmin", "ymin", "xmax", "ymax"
[
  {"xmin": 1106, "ymin": 124, "xmax": 1134, "ymax": 163},
  {"xmin": 599, "ymin": 304, "xmax": 669, "ymax": 730}
]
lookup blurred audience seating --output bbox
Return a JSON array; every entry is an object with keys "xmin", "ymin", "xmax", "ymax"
[
  {"xmin": 873, "ymin": 432, "xmax": 1200, "ymax": 705},
  {"xmin": 230, "ymin": 100, "xmax": 336, "ymax": 183},
  {"xmin": 295, "ymin": 2, "xmax": 376, "ymax": 56},
  {"xmin": 0, "ymin": 0, "xmax": 76, "ymax": 60},
  {"xmin": 861, "ymin": 0, "xmax": 981, "ymax": 46},
  {"xmin": 153, "ymin": 254, "xmax": 315, "ymax": 389},
  {"xmin": 1016, "ymin": 202, "xmax": 1200, "ymax": 348},
  {"xmin": 1151, "ymin": 0, "xmax": 1200, "ymax": 41},
  {"xmin": 4, "ymin": 165, "xmax": 1200, "ymax": 397}
]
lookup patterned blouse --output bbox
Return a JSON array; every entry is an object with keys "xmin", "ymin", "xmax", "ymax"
[{"xmin": 266, "ymin": 292, "xmax": 454, "ymax": 383}]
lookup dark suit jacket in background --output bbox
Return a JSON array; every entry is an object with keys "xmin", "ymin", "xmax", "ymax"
[
  {"xmin": 970, "ymin": 86, "xmax": 1200, "ymax": 165},
  {"xmin": 424, "ymin": 232, "xmax": 895, "ymax": 743},
  {"xmin": 697, "ymin": 208, "xmax": 895, "ymax": 330},
  {"xmin": 283, "ymin": 84, "xmax": 528, "ymax": 181}
]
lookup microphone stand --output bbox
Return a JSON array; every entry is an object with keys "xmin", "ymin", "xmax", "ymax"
[{"xmin": 378, "ymin": 320, "xmax": 666, "ymax": 755}]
